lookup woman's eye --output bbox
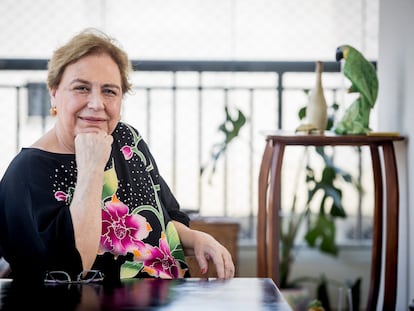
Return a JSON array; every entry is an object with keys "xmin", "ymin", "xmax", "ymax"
[
  {"xmin": 103, "ymin": 89, "xmax": 118, "ymax": 96},
  {"xmin": 74, "ymin": 86, "xmax": 89, "ymax": 93}
]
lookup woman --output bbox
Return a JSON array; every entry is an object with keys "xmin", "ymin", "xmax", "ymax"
[{"xmin": 0, "ymin": 28, "xmax": 234, "ymax": 283}]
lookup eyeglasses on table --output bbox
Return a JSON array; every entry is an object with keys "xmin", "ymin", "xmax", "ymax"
[{"xmin": 44, "ymin": 270, "xmax": 105, "ymax": 285}]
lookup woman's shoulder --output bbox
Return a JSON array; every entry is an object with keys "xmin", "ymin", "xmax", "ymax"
[
  {"xmin": 18, "ymin": 147, "xmax": 74, "ymax": 161},
  {"xmin": 10, "ymin": 148, "xmax": 50, "ymax": 164},
  {"xmin": 5, "ymin": 148, "xmax": 74, "ymax": 175}
]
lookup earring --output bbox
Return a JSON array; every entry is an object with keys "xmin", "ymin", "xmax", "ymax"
[{"xmin": 50, "ymin": 107, "xmax": 57, "ymax": 116}]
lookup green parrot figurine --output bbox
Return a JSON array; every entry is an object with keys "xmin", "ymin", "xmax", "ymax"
[{"xmin": 333, "ymin": 45, "xmax": 378, "ymax": 135}]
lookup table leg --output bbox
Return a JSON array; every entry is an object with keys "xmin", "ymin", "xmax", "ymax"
[
  {"xmin": 267, "ymin": 142, "xmax": 285, "ymax": 286},
  {"xmin": 257, "ymin": 140, "xmax": 274, "ymax": 277},
  {"xmin": 382, "ymin": 142, "xmax": 399, "ymax": 310},
  {"xmin": 367, "ymin": 146, "xmax": 383, "ymax": 311}
]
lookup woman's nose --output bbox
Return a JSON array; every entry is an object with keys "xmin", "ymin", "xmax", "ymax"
[{"xmin": 88, "ymin": 90, "xmax": 105, "ymax": 109}]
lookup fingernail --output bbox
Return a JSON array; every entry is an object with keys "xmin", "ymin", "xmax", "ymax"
[{"xmin": 200, "ymin": 268, "xmax": 207, "ymax": 274}]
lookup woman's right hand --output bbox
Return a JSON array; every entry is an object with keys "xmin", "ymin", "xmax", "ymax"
[{"xmin": 74, "ymin": 131, "xmax": 113, "ymax": 171}]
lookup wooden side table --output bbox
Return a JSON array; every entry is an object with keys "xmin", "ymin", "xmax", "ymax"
[{"xmin": 257, "ymin": 131, "xmax": 405, "ymax": 311}]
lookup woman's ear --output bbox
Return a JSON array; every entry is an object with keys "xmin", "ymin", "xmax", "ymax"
[{"xmin": 49, "ymin": 87, "xmax": 57, "ymax": 99}]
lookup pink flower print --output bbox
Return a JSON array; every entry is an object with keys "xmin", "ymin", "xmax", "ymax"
[
  {"xmin": 54, "ymin": 191, "xmax": 68, "ymax": 202},
  {"xmin": 121, "ymin": 145, "xmax": 134, "ymax": 160},
  {"xmin": 101, "ymin": 195, "xmax": 152, "ymax": 256},
  {"xmin": 141, "ymin": 233, "xmax": 184, "ymax": 279}
]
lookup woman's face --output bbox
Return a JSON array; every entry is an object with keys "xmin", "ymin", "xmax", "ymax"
[{"xmin": 50, "ymin": 53, "xmax": 123, "ymax": 147}]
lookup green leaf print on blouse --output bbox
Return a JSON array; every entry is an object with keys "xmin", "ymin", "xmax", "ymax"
[
  {"xmin": 102, "ymin": 159, "xmax": 118, "ymax": 201},
  {"xmin": 165, "ymin": 221, "xmax": 187, "ymax": 264}
]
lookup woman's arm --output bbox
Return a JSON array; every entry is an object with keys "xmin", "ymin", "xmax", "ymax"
[{"xmin": 70, "ymin": 131, "xmax": 113, "ymax": 271}]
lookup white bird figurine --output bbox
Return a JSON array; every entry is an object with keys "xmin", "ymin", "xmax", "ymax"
[{"xmin": 296, "ymin": 61, "xmax": 328, "ymax": 134}]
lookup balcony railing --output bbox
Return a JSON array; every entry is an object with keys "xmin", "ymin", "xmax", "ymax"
[{"xmin": 0, "ymin": 58, "xmax": 375, "ymax": 241}]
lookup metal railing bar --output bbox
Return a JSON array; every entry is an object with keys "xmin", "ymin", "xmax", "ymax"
[
  {"xmin": 223, "ymin": 88, "xmax": 229, "ymax": 216},
  {"xmin": 277, "ymin": 72, "xmax": 283, "ymax": 129},
  {"xmin": 132, "ymin": 60, "xmax": 343, "ymax": 73},
  {"xmin": 15, "ymin": 86, "xmax": 21, "ymax": 153},
  {"xmin": 145, "ymin": 88, "xmax": 152, "ymax": 146},
  {"xmin": 197, "ymin": 73, "xmax": 203, "ymax": 214},
  {"xmin": 0, "ymin": 59, "xmax": 348, "ymax": 73},
  {"xmin": 172, "ymin": 72, "xmax": 177, "ymax": 192},
  {"xmin": 248, "ymin": 88, "xmax": 255, "ymax": 238}
]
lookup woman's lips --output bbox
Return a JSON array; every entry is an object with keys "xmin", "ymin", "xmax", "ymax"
[{"xmin": 79, "ymin": 116, "xmax": 107, "ymax": 122}]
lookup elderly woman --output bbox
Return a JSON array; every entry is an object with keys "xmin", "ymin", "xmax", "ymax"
[{"xmin": 0, "ymin": 28, "xmax": 234, "ymax": 283}]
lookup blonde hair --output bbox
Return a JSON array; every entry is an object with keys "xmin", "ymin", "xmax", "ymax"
[{"xmin": 47, "ymin": 28, "xmax": 132, "ymax": 94}]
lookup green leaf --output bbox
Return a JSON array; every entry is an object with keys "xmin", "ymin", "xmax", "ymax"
[
  {"xmin": 305, "ymin": 165, "xmax": 316, "ymax": 183},
  {"xmin": 326, "ymin": 115, "xmax": 334, "ymax": 130},
  {"xmin": 298, "ymin": 106, "xmax": 307, "ymax": 120},
  {"xmin": 320, "ymin": 166, "xmax": 336, "ymax": 184},
  {"xmin": 219, "ymin": 106, "xmax": 247, "ymax": 144},
  {"xmin": 329, "ymin": 201, "xmax": 347, "ymax": 218},
  {"xmin": 305, "ymin": 215, "xmax": 338, "ymax": 256},
  {"xmin": 102, "ymin": 162, "xmax": 118, "ymax": 201},
  {"xmin": 322, "ymin": 185, "xmax": 342, "ymax": 207},
  {"xmin": 166, "ymin": 222, "xmax": 187, "ymax": 262},
  {"xmin": 331, "ymin": 102, "xmax": 339, "ymax": 111},
  {"xmin": 120, "ymin": 261, "xmax": 143, "ymax": 279}
]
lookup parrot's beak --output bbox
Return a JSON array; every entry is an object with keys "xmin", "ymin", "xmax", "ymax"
[{"xmin": 335, "ymin": 47, "xmax": 344, "ymax": 62}]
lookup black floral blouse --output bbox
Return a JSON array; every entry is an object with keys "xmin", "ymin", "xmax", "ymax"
[{"xmin": 0, "ymin": 122, "xmax": 190, "ymax": 281}]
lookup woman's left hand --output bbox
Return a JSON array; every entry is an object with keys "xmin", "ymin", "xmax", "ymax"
[
  {"xmin": 172, "ymin": 221, "xmax": 235, "ymax": 279},
  {"xmin": 192, "ymin": 230, "xmax": 235, "ymax": 279}
]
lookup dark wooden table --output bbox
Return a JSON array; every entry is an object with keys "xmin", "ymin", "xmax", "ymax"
[
  {"xmin": 0, "ymin": 277, "xmax": 293, "ymax": 310},
  {"xmin": 257, "ymin": 131, "xmax": 405, "ymax": 311}
]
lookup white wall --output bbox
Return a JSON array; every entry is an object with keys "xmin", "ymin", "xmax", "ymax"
[{"xmin": 378, "ymin": 0, "xmax": 414, "ymax": 309}]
